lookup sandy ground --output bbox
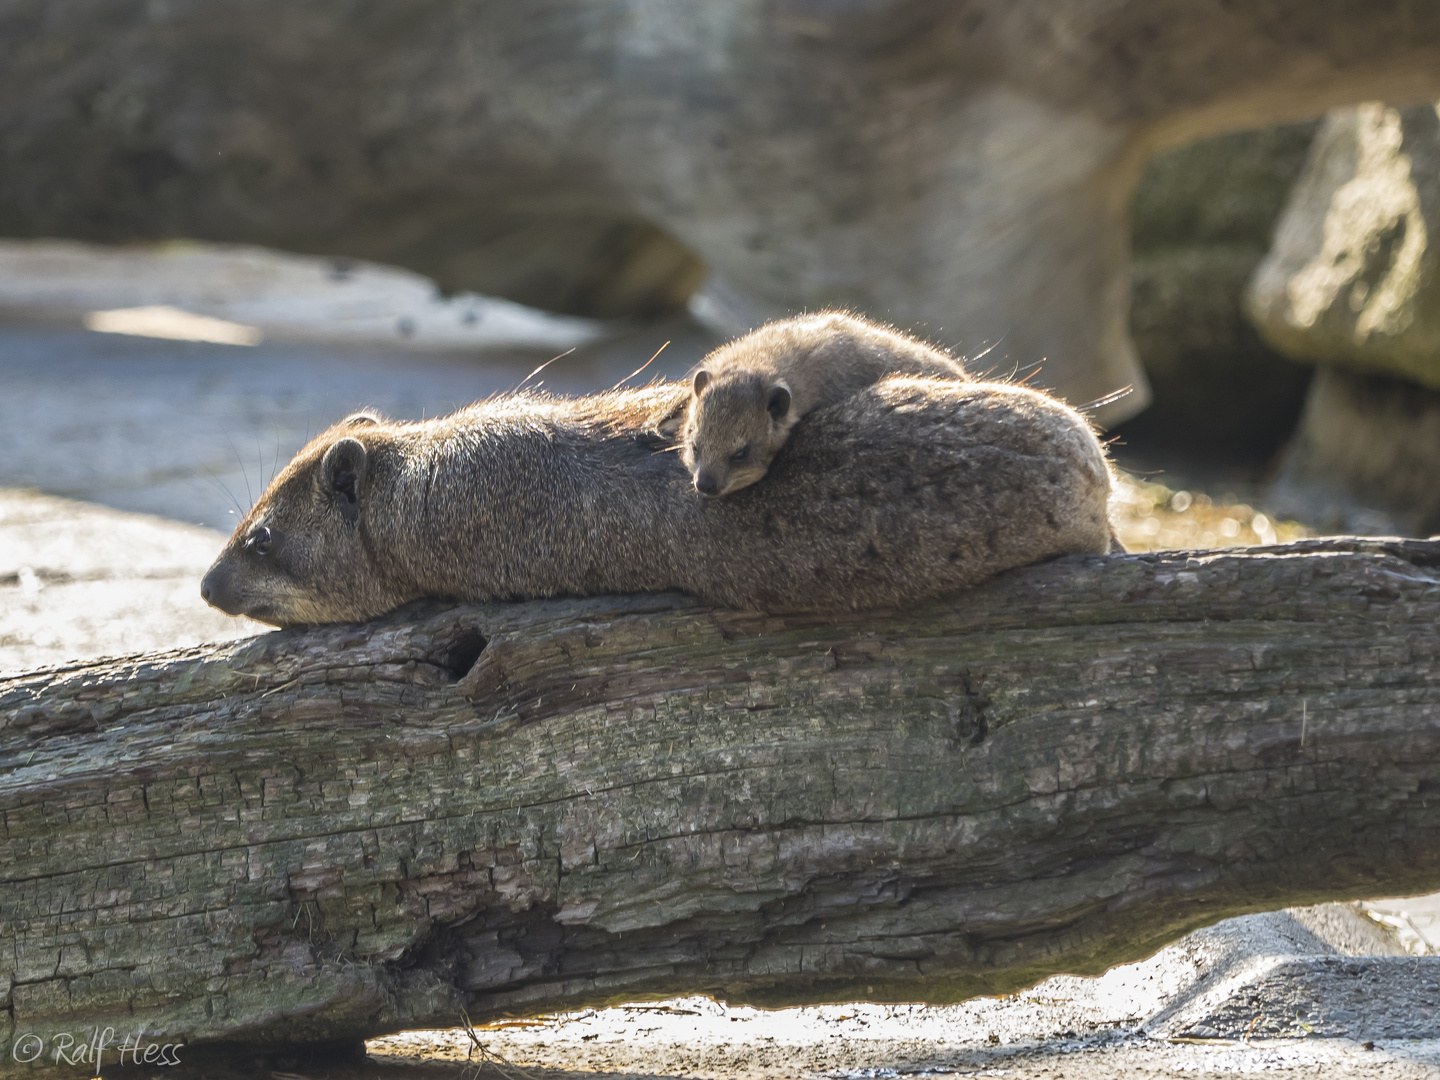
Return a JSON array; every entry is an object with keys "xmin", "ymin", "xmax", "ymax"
[
  {"xmin": 365, "ymin": 907, "xmax": 1440, "ymax": 1079},
  {"xmin": 0, "ymin": 488, "xmax": 260, "ymax": 673}
]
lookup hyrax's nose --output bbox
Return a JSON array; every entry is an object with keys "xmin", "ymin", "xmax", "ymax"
[
  {"xmin": 695, "ymin": 471, "xmax": 719, "ymax": 496},
  {"xmin": 200, "ymin": 566, "xmax": 240, "ymax": 615}
]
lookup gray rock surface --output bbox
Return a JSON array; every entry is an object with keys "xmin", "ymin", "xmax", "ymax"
[
  {"xmin": 0, "ymin": 488, "xmax": 260, "ymax": 675},
  {"xmin": 11, "ymin": 2, "xmax": 1440, "ymax": 421},
  {"xmin": 1269, "ymin": 366, "xmax": 1440, "ymax": 535},
  {"xmin": 1248, "ymin": 102, "xmax": 1440, "ymax": 390},
  {"xmin": 1141, "ymin": 909, "xmax": 1430, "ymax": 1042},
  {"xmin": 1171, "ymin": 957, "xmax": 1440, "ymax": 1041}
]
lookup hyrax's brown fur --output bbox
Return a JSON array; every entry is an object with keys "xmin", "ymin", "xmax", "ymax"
[
  {"xmin": 202, "ymin": 377, "xmax": 1115, "ymax": 627},
  {"xmin": 680, "ymin": 312, "xmax": 968, "ymax": 496}
]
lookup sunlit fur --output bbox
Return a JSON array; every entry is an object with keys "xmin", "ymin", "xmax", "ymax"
[
  {"xmin": 201, "ymin": 377, "xmax": 1114, "ymax": 627},
  {"xmin": 680, "ymin": 311, "xmax": 969, "ymax": 496}
]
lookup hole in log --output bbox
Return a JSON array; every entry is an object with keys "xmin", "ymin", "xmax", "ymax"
[
  {"xmin": 444, "ymin": 630, "xmax": 489, "ymax": 682},
  {"xmin": 957, "ymin": 675, "xmax": 991, "ymax": 746}
]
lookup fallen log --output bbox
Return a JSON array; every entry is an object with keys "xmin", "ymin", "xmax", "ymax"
[{"xmin": 2, "ymin": 538, "xmax": 1439, "ymax": 1066}]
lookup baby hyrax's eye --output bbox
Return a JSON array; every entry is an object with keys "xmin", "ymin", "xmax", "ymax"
[
  {"xmin": 729, "ymin": 445, "xmax": 750, "ymax": 464},
  {"xmin": 247, "ymin": 526, "xmax": 273, "ymax": 556}
]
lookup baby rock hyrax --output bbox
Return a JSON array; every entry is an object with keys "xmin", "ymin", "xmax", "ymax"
[{"xmin": 680, "ymin": 312, "xmax": 968, "ymax": 496}]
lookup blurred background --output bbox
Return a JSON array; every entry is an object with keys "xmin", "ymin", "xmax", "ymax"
[{"xmin": 3, "ymin": 1, "xmax": 1440, "ymax": 661}]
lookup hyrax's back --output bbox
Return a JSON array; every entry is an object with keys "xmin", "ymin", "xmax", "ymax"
[
  {"xmin": 684, "ymin": 376, "xmax": 1114, "ymax": 611},
  {"xmin": 712, "ymin": 312, "xmax": 967, "ymax": 414}
]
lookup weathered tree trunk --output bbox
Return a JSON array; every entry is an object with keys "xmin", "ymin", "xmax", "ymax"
[{"xmin": 2, "ymin": 539, "xmax": 1439, "ymax": 1068}]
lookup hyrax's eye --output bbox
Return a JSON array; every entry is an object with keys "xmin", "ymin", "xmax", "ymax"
[
  {"xmin": 729, "ymin": 445, "xmax": 750, "ymax": 464},
  {"xmin": 247, "ymin": 526, "xmax": 273, "ymax": 556}
]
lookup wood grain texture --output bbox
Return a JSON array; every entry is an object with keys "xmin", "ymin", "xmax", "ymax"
[{"xmin": 2, "ymin": 538, "xmax": 1439, "ymax": 1062}]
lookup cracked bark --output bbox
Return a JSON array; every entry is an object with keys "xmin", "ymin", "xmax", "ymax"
[{"xmin": 2, "ymin": 538, "xmax": 1439, "ymax": 1064}]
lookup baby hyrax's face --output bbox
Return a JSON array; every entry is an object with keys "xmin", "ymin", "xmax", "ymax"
[{"xmin": 680, "ymin": 369, "xmax": 795, "ymax": 497}]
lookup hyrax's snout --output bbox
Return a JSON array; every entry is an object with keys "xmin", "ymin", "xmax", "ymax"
[
  {"xmin": 694, "ymin": 470, "xmax": 721, "ymax": 496},
  {"xmin": 200, "ymin": 565, "xmax": 242, "ymax": 616}
]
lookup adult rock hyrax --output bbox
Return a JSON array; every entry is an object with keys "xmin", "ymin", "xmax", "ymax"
[
  {"xmin": 201, "ymin": 377, "xmax": 1115, "ymax": 627},
  {"xmin": 680, "ymin": 312, "xmax": 968, "ymax": 496}
]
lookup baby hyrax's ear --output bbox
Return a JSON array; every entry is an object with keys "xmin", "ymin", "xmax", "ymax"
[
  {"xmin": 766, "ymin": 381, "xmax": 793, "ymax": 422},
  {"xmin": 692, "ymin": 369, "xmax": 712, "ymax": 396},
  {"xmin": 343, "ymin": 410, "xmax": 381, "ymax": 427},
  {"xmin": 321, "ymin": 436, "xmax": 368, "ymax": 524}
]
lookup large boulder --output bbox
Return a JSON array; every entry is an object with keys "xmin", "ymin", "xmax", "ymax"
[
  {"xmin": 1246, "ymin": 101, "xmax": 1440, "ymax": 531},
  {"xmin": 1247, "ymin": 103, "xmax": 1440, "ymax": 389},
  {"xmin": 8, "ymin": 2, "xmax": 1440, "ymax": 420}
]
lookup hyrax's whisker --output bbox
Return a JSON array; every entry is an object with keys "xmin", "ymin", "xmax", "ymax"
[
  {"xmin": 611, "ymin": 340, "xmax": 670, "ymax": 391},
  {"xmin": 205, "ymin": 467, "xmax": 246, "ymax": 519},
  {"xmin": 965, "ymin": 335, "xmax": 1006, "ymax": 370},
  {"xmin": 223, "ymin": 429, "xmax": 253, "ymax": 510},
  {"xmin": 255, "ymin": 432, "xmax": 267, "ymax": 493},
  {"xmin": 1078, "ymin": 385, "xmax": 1133, "ymax": 413},
  {"xmin": 513, "ymin": 348, "xmax": 576, "ymax": 394}
]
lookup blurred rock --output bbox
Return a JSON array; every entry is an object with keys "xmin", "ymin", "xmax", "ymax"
[
  {"xmin": 0, "ymin": 239, "xmax": 606, "ymax": 351},
  {"xmin": 1248, "ymin": 102, "xmax": 1440, "ymax": 389},
  {"xmin": 1244, "ymin": 103, "xmax": 1440, "ymax": 533},
  {"xmin": 1121, "ymin": 124, "xmax": 1317, "ymax": 462},
  {"xmin": 1269, "ymin": 366, "xmax": 1440, "ymax": 535},
  {"xmin": 11, "ymin": 3, "xmax": 1440, "ymax": 422}
]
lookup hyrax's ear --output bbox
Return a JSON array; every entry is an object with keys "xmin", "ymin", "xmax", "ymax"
[
  {"xmin": 321, "ymin": 437, "xmax": 368, "ymax": 523},
  {"xmin": 767, "ymin": 382, "xmax": 793, "ymax": 422},
  {"xmin": 692, "ymin": 369, "xmax": 711, "ymax": 396},
  {"xmin": 343, "ymin": 410, "xmax": 381, "ymax": 427}
]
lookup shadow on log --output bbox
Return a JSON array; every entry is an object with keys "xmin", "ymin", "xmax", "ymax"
[{"xmin": 2, "ymin": 538, "xmax": 1439, "ymax": 1065}]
